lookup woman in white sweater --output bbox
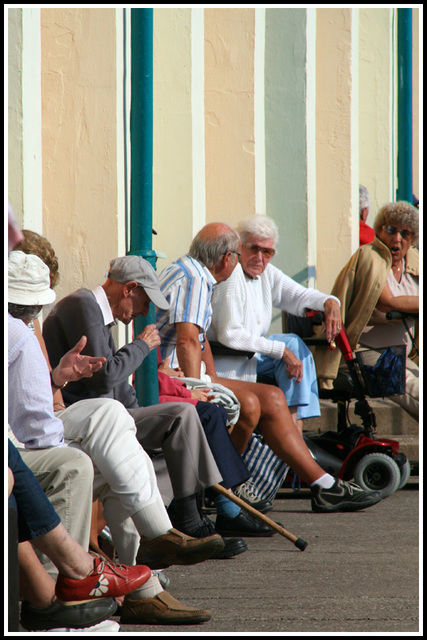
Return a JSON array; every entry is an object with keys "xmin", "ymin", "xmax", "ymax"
[{"xmin": 208, "ymin": 215, "xmax": 341, "ymax": 432}]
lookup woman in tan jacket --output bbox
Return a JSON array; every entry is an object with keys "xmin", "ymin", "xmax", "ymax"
[{"xmin": 315, "ymin": 201, "xmax": 419, "ymax": 420}]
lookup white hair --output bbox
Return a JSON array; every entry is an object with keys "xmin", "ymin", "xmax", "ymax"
[
  {"xmin": 235, "ymin": 215, "xmax": 279, "ymax": 249},
  {"xmin": 359, "ymin": 185, "xmax": 370, "ymax": 218}
]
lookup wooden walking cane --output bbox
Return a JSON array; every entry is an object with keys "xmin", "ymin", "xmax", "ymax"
[{"xmin": 212, "ymin": 484, "xmax": 308, "ymax": 551}]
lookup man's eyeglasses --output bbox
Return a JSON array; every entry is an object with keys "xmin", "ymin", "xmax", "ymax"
[
  {"xmin": 223, "ymin": 250, "xmax": 242, "ymax": 259},
  {"xmin": 382, "ymin": 225, "xmax": 414, "ymax": 241},
  {"xmin": 242, "ymin": 243, "xmax": 276, "ymax": 258}
]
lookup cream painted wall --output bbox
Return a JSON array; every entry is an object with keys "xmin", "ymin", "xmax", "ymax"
[
  {"xmin": 152, "ymin": 8, "xmax": 196, "ymax": 267},
  {"xmin": 359, "ymin": 7, "xmax": 419, "ymax": 222},
  {"xmin": 359, "ymin": 9, "xmax": 393, "ymax": 223},
  {"xmin": 9, "ymin": 7, "xmax": 419, "ymax": 304},
  {"xmin": 316, "ymin": 9, "xmax": 358, "ymax": 293},
  {"xmin": 40, "ymin": 8, "xmax": 120, "ymax": 304},
  {"xmin": 204, "ymin": 8, "xmax": 256, "ymax": 228}
]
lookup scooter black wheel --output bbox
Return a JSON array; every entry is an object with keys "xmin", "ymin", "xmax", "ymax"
[{"xmin": 354, "ymin": 452, "xmax": 401, "ymax": 497}]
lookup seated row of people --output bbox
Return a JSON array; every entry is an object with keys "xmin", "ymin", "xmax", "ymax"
[
  {"xmin": 7, "ymin": 212, "xmax": 226, "ymax": 630},
  {"xmin": 8, "ymin": 198, "xmax": 418, "ymax": 630}
]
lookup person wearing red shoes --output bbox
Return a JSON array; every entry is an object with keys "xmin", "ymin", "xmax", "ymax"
[
  {"xmin": 9, "ymin": 438, "xmax": 149, "ymax": 631},
  {"xmin": 8, "ymin": 206, "xmax": 219, "ymax": 627},
  {"xmin": 55, "ymin": 555, "xmax": 151, "ymax": 603},
  {"xmin": 7, "ymin": 251, "xmax": 220, "ymax": 626}
]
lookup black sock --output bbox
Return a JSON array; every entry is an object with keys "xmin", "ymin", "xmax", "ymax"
[{"xmin": 172, "ymin": 494, "xmax": 203, "ymax": 535}]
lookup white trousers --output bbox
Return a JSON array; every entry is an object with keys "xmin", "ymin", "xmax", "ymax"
[{"xmin": 57, "ymin": 398, "xmax": 172, "ymax": 564}]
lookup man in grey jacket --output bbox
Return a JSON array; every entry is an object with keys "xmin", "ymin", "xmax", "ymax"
[{"xmin": 43, "ymin": 256, "xmax": 247, "ymax": 554}]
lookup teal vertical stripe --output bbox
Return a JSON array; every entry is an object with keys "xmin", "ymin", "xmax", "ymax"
[
  {"xmin": 265, "ymin": 9, "xmax": 308, "ymax": 286},
  {"xmin": 396, "ymin": 8, "xmax": 413, "ymax": 204},
  {"xmin": 129, "ymin": 8, "xmax": 159, "ymax": 406},
  {"xmin": 265, "ymin": 9, "xmax": 309, "ymax": 332}
]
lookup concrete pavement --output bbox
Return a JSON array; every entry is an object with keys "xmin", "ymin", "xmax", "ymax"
[{"xmin": 117, "ymin": 480, "xmax": 420, "ymax": 634}]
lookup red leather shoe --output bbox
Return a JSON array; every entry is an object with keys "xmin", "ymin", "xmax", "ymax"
[{"xmin": 55, "ymin": 555, "xmax": 152, "ymax": 605}]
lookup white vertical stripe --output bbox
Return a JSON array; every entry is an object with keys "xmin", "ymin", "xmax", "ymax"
[
  {"xmin": 254, "ymin": 7, "xmax": 266, "ymax": 216},
  {"xmin": 306, "ymin": 8, "xmax": 317, "ymax": 288},
  {"xmin": 191, "ymin": 7, "xmax": 206, "ymax": 235},
  {"xmin": 116, "ymin": 8, "xmax": 127, "ymax": 258},
  {"xmin": 22, "ymin": 8, "xmax": 42, "ymax": 232}
]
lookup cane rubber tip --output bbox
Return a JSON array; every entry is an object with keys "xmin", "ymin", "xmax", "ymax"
[{"xmin": 295, "ymin": 538, "xmax": 308, "ymax": 551}]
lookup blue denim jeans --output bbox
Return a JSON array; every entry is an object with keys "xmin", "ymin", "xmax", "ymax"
[{"xmin": 8, "ymin": 439, "xmax": 61, "ymax": 542}]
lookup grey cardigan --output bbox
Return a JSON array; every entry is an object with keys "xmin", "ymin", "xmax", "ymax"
[{"xmin": 43, "ymin": 288, "xmax": 150, "ymax": 408}]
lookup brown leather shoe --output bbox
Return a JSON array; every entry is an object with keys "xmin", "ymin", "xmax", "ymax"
[
  {"xmin": 136, "ymin": 528, "xmax": 224, "ymax": 569},
  {"xmin": 120, "ymin": 591, "xmax": 211, "ymax": 625}
]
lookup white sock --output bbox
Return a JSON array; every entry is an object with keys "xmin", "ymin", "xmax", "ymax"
[
  {"xmin": 127, "ymin": 575, "xmax": 163, "ymax": 600},
  {"xmin": 132, "ymin": 500, "xmax": 172, "ymax": 540},
  {"xmin": 310, "ymin": 473, "xmax": 335, "ymax": 490}
]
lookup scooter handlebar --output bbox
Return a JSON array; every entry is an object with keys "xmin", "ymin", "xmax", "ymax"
[
  {"xmin": 335, "ymin": 329, "xmax": 353, "ymax": 361},
  {"xmin": 386, "ymin": 311, "xmax": 419, "ymax": 321}
]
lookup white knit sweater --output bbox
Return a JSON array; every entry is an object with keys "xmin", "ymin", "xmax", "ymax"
[{"xmin": 208, "ymin": 262, "xmax": 338, "ymax": 382}]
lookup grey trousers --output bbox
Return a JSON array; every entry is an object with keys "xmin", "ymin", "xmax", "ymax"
[
  {"xmin": 18, "ymin": 446, "xmax": 94, "ymax": 578},
  {"xmin": 390, "ymin": 358, "xmax": 419, "ymax": 421},
  {"xmin": 128, "ymin": 402, "xmax": 223, "ymax": 506}
]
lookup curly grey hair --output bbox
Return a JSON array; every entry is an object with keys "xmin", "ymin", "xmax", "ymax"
[
  {"xmin": 374, "ymin": 201, "xmax": 419, "ymax": 242},
  {"xmin": 189, "ymin": 223, "xmax": 241, "ymax": 269},
  {"xmin": 235, "ymin": 215, "xmax": 279, "ymax": 249}
]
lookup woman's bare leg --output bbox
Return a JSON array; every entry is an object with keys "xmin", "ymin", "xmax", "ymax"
[
  {"xmin": 289, "ymin": 406, "xmax": 303, "ymax": 434},
  {"xmin": 18, "ymin": 541, "xmax": 56, "ymax": 608},
  {"xmin": 32, "ymin": 523, "xmax": 94, "ymax": 580}
]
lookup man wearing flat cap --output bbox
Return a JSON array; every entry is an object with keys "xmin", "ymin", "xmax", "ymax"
[{"xmin": 42, "ymin": 255, "xmax": 229, "ymax": 546}]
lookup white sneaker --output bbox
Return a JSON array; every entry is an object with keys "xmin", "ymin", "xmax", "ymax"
[
  {"xmin": 233, "ymin": 481, "xmax": 273, "ymax": 513},
  {"xmin": 46, "ymin": 619, "xmax": 120, "ymax": 632},
  {"xmin": 99, "ymin": 525, "xmax": 114, "ymax": 545}
]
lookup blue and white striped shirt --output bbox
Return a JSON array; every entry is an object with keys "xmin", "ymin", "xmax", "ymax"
[{"xmin": 156, "ymin": 255, "xmax": 216, "ymax": 369}]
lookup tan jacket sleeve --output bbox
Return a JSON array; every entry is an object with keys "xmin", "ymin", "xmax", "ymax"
[{"xmin": 313, "ymin": 238, "xmax": 392, "ymax": 387}]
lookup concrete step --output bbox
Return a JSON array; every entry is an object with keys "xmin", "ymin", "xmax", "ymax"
[
  {"xmin": 385, "ymin": 434, "xmax": 419, "ymax": 463},
  {"xmin": 305, "ymin": 398, "xmax": 419, "ymax": 462}
]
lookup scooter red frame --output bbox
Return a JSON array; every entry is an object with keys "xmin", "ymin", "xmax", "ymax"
[{"xmin": 299, "ymin": 314, "xmax": 408, "ymax": 494}]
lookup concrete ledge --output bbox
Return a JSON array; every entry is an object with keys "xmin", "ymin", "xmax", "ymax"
[
  {"xmin": 307, "ymin": 398, "xmax": 418, "ymax": 436},
  {"xmin": 380, "ymin": 435, "xmax": 419, "ymax": 462}
]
